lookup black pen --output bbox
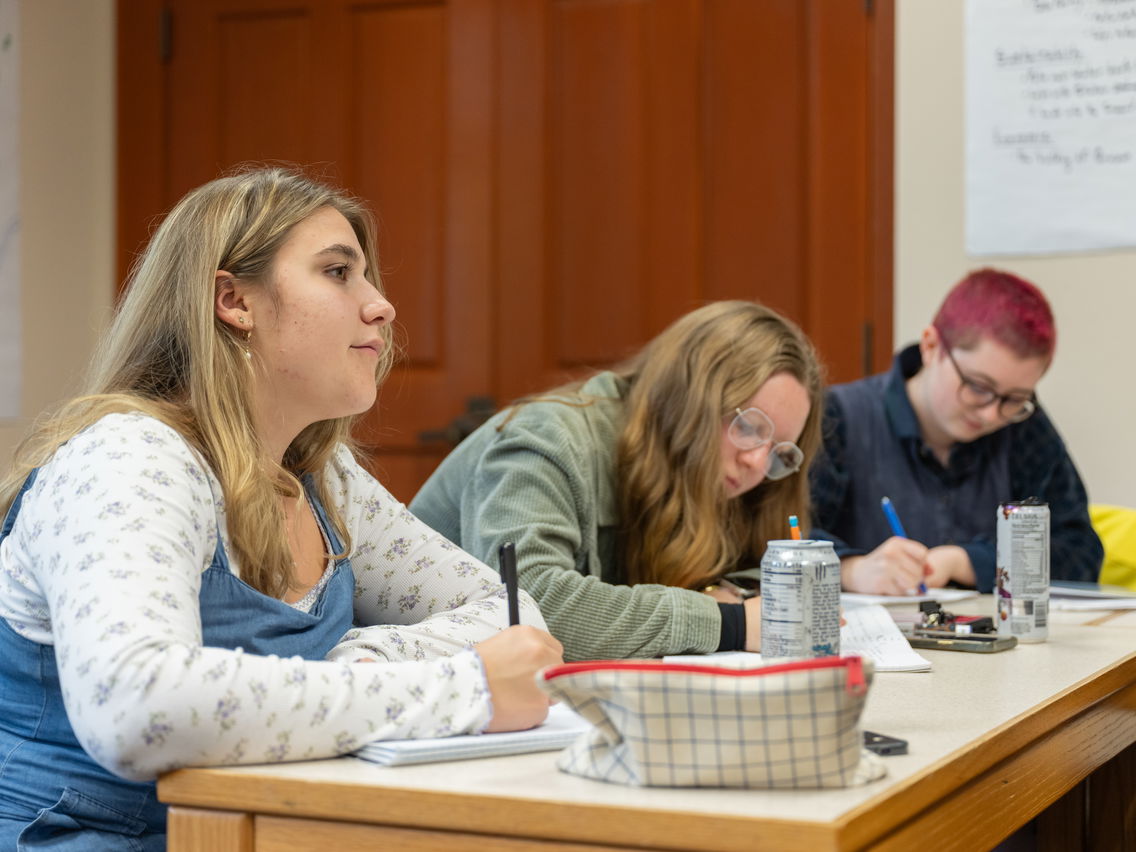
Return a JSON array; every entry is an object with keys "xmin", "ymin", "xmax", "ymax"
[{"xmin": 499, "ymin": 541, "xmax": 520, "ymax": 626}]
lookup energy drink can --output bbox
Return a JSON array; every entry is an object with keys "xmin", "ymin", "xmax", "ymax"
[
  {"xmin": 760, "ymin": 539, "xmax": 841, "ymax": 661},
  {"xmin": 995, "ymin": 500, "xmax": 1050, "ymax": 643}
]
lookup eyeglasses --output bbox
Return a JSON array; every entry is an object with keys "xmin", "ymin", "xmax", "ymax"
[
  {"xmin": 727, "ymin": 407, "xmax": 804, "ymax": 480},
  {"xmin": 943, "ymin": 349, "xmax": 1036, "ymax": 423}
]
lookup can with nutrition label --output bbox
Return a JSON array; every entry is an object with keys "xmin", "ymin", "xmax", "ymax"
[
  {"xmin": 995, "ymin": 499, "xmax": 1050, "ymax": 643},
  {"xmin": 760, "ymin": 539, "xmax": 841, "ymax": 661}
]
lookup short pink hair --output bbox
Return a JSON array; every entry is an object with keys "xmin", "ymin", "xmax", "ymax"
[{"xmin": 932, "ymin": 268, "xmax": 1056, "ymax": 361}]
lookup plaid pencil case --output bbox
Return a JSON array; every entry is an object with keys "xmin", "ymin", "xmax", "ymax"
[{"xmin": 537, "ymin": 655, "xmax": 886, "ymax": 788}]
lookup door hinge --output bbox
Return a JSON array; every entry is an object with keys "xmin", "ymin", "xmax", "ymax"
[
  {"xmin": 159, "ymin": 7, "xmax": 173, "ymax": 63},
  {"xmin": 861, "ymin": 321, "xmax": 874, "ymax": 377}
]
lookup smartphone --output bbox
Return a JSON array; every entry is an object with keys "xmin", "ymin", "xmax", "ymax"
[
  {"xmin": 721, "ymin": 571, "xmax": 761, "ymax": 599},
  {"xmin": 863, "ymin": 730, "xmax": 908, "ymax": 756},
  {"xmin": 907, "ymin": 632, "xmax": 1018, "ymax": 653},
  {"xmin": 719, "ymin": 577, "xmax": 759, "ymax": 600}
]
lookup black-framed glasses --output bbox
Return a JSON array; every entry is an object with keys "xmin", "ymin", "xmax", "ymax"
[
  {"xmin": 727, "ymin": 407, "xmax": 804, "ymax": 480},
  {"xmin": 943, "ymin": 349, "xmax": 1036, "ymax": 423}
]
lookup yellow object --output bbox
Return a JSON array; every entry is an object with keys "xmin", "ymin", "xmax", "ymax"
[{"xmin": 1089, "ymin": 504, "xmax": 1136, "ymax": 591}]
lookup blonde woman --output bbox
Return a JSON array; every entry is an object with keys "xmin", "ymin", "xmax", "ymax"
[
  {"xmin": 0, "ymin": 168, "xmax": 561, "ymax": 849},
  {"xmin": 411, "ymin": 301, "xmax": 824, "ymax": 662}
]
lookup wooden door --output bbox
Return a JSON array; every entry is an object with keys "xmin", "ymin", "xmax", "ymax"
[
  {"xmin": 495, "ymin": 0, "xmax": 893, "ymax": 398},
  {"xmin": 118, "ymin": 0, "xmax": 893, "ymax": 503},
  {"xmin": 119, "ymin": 0, "xmax": 495, "ymax": 498}
]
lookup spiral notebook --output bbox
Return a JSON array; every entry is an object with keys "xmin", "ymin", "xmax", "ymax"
[{"xmin": 353, "ymin": 703, "xmax": 591, "ymax": 766}]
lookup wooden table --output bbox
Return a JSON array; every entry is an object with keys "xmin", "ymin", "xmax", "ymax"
[{"xmin": 159, "ymin": 599, "xmax": 1136, "ymax": 851}]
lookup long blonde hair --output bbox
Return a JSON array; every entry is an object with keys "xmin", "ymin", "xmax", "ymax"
[
  {"xmin": 614, "ymin": 301, "xmax": 824, "ymax": 588},
  {"xmin": 0, "ymin": 167, "xmax": 394, "ymax": 598}
]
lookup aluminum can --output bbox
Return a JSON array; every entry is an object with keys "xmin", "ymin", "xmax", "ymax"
[
  {"xmin": 995, "ymin": 500, "xmax": 1050, "ymax": 643},
  {"xmin": 760, "ymin": 539, "xmax": 841, "ymax": 661}
]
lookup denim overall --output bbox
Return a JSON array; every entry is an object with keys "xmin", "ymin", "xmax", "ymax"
[{"xmin": 0, "ymin": 471, "xmax": 355, "ymax": 850}]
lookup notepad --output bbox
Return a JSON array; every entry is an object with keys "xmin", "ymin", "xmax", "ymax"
[{"xmin": 353, "ymin": 703, "xmax": 591, "ymax": 766}]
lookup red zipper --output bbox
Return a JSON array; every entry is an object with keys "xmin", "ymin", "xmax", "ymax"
[{"xmin": 543, "ymin": 655, "xmax": 867, "ymax": 696}]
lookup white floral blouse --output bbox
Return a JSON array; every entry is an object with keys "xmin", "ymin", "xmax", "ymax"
[{"xmin": 0, "ymin": 412, "xmax": 546, "ymax": 781}]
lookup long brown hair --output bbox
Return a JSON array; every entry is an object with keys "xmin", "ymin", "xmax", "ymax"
[
  {"xmin": 0, "ymin": 167, "xmax": 394, "ymax": 598},
  {"xmin": 614, "ymin": 301, "xmax": 824, "ymax": 588}
]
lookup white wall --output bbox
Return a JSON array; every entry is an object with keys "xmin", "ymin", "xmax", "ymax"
[
  {"xmin": 896, "ymin": 0, "xmax": 1136, "ymax": 507},
  {"xmin": 0, "ymin": 0, "xmax": 115, "ymax": 463}
]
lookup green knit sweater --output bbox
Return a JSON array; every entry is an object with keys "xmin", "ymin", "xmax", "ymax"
[{"xmin": 409, "ymin": 372, "xmax": 722, "ymax": 661}]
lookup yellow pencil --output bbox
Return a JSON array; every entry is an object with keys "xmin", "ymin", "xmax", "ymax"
[{"xmin": 789, "ymin": 515, "xmax": 802, "ymax": 540}]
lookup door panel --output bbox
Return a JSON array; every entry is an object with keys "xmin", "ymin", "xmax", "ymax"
[
  {"xmin": 351, "ymin": 4, "xmax": 446, "ymax": 367},
  {"xmin": 702, "ymin": 0, "xmax": 804, "ymax": 315},
  {"xmin": 165, "ymin": 2, "xmax": 338, "ymax": 193},
  {"xmin": 553, "ymin": 0, "xmax": 653, "ymax": 365},
  {"xmin": 216, "ymin": 12, "xmax": 313, "ymax": 164},
  {"xmin": 499, "ymin": 0, "xmax": 707, "ymax": 397},
  {"xmin": 117, "ymin": 0, "xmax": 893, "ymax": 502},
  {"xmin": 348, "ymin": 0, "xmax": 497, "ymax": 491},
  {"xmin": 805, "ymin": 0, "xmax": 873, "ymax": 381}
]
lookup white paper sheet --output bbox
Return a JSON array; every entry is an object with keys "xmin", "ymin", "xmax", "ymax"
[{"xmin": 839, "ymin": 605, "xmax": 932, "ymax": 672}]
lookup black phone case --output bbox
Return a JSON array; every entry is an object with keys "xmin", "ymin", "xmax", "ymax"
[
  {"xmin": 863, "ymin": 730, "xmax": 908, "ymax": 756},
  {"xmin": 907, "ymin": 633, "xmax": 1018, "ymax": 653}
]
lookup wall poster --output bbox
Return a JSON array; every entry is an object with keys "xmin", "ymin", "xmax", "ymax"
[{"xmin": 966, "ymin": 0, "xmax": 1136, "ymax": 255}]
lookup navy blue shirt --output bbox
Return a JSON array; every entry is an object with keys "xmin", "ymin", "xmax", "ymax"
[{"xmin": 809, "ymin": 345, "xmax": 1102, "ymax": 592}]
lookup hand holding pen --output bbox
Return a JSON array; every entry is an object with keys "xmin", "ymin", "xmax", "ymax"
[
  {"xmin": 475, "ymin": 540, "xmax": 564, "ymax": 733},
  {"xmin": 880, "ymin": 496, "xmax": 928, "ymax": 595},
  {"xmin": 499, "ymin": 541, "xmax": 521, "ymax": 626}
]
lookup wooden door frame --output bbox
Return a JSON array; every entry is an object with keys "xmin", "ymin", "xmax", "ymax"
[
  {"xmin": 117, "ymin": 0, "xmax": 894, "ymax": 375},
  {"xmin": 868, "ymin": 0, "xmax": 895, "ymax": 375},
  {"xmin": 117, "ymin": 0, "xmax": 169, "ymax": 294}
]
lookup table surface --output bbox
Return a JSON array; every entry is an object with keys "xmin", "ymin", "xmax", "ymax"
[{"xmin": 158, "ymin": 598, "xmax": 1136, "ymax": 851}]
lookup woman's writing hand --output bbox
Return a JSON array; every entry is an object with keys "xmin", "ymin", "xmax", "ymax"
[{"xmin": 476, "ymin": 625, "xmax": 564, "ymax": 733}]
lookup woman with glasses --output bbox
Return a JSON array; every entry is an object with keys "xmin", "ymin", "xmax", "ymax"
[
  {"xmin": 810, "ymin": 268, "xmax": 1101, "ymax": 596},
  {"xmin": 410, "ymin": 301, "xmax": 823, "ymax": 661}
]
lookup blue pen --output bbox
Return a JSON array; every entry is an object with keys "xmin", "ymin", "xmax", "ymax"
[{"xmin": 880, "ymin": 496, "xmax": 927, "ymax": 594}]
